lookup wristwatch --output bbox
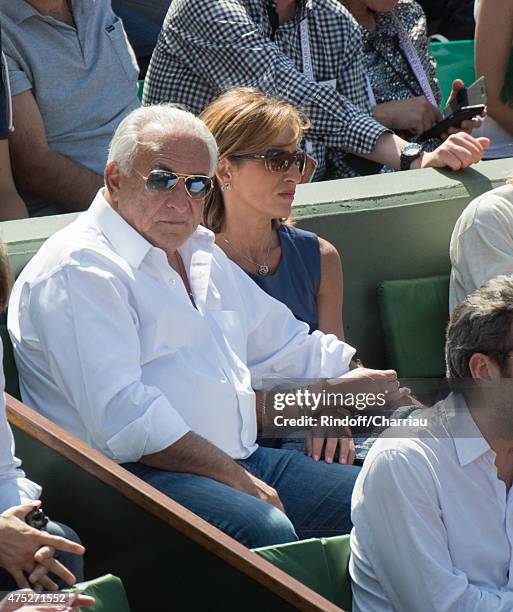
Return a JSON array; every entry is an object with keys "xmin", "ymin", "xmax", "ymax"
[{"xmin": 400, "ymin": 142, "xmax": 423, "ymax": 171}]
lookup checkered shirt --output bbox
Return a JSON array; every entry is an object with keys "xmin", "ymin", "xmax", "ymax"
[{"xmin": 143, "ymin": 0, "xmax": 389, "ymax": 179}]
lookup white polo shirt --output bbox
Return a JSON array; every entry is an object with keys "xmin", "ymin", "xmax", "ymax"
[{"xmin": 8, "ymin": 191, "xmax": 355, "ymax": 464}]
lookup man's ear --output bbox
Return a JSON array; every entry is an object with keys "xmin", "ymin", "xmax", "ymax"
[
  {"xmin": 104, "ymin": 161, "xmax": 124, "ymax": 207},
  {"xmin": 469, "ymin": 352, "xmax": 502, "ymax": 381}
]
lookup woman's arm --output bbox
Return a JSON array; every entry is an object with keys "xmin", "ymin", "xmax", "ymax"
[
  {"xmin": 316, "ymin": 237, "xmax": 344, "ymax": 340},
  {"xmin": 475, "ymin": 0, "xmax": 513, "ymax": 134},
  {"xmin": 0, "ymin": 139, "xmax": 27, "ymax": 221}
]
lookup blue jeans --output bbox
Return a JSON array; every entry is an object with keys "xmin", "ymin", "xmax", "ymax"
[{"xmin": 125, "ymin": 446, "xmax": 360, "ymax": 548}]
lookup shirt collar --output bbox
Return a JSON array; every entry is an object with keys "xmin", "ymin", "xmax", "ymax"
[
  {"xmin": 85, "ymin": 189, "xmax": 216, "ymax": 271},
  {"xmin": 0, "ymin": 0, "xmax": 39, "ymax": 24},
  {"xmin": 265, "ymin": 0, "xmax": 311, "ymax": 25},
  {"xmin": 445, "ymin": 392, "xmax": 492, "ymax": 467}
]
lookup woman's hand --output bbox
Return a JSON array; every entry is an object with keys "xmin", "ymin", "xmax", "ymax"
[
  {"xmin": 373, "ymin": 97, "xmax": 442, "ymax": 135},
  {"xmin": 305, "ymin": 428, "xmax": 356, "ymax": 464},
  {"xmin": 442, "ymin": 79, "xmax": 484, "ymax": 139}
]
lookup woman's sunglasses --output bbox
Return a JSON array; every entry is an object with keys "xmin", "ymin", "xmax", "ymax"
[
  {"xmin": 230, "ymin": 149, "xmax": 307, "ymax": 175},
  {"xmin": 137, "ymin": 169, "xmax": 214, "ymax": 199}
]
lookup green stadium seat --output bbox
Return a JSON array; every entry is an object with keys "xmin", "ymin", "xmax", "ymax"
[
  {"xmin": 64, "ymin": 574, "xmax": 131, "ymax": 612},
  {"xmin": 253, "ymin": 535, "xmax": 352, "ymax": 610},
  {"xmin": 429, "ymin": 40, "xmax": 475, "ymax": 107},
  {"xmin": 377, "ymin": 275, "xmax": 450, "ymax": 378}
]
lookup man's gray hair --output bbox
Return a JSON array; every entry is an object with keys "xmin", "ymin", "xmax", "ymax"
[
  {"xmin": 446, "ymin": 275, "xmax": 513, "ymax": 379},
  {"xmin": 107, "ymin": 104, "xmax": 218, "ymax": 176}
]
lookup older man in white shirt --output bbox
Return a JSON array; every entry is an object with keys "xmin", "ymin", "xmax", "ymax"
[
  {"xmin": 8, "ymin": 104, "xmax": 404, "ymax": 548},
  {"xmin": 351, "ymin": 274, "xmax": 513, "ymax": 611}
]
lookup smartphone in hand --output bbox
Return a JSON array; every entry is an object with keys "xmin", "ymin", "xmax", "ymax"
[{"xmin": 417, "ymin": 76, "xmax": 486, "ymax": 143}]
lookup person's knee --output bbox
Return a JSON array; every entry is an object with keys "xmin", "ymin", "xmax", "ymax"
[
  {"xmin": 46, "ymin": 520, "xmax": 81, "ymax": 545},
  {"xmin": 237, "ymin": 503, "xmax": 298, "ymax": 549},
  {"xmin": 46, "ymin": 521, "xmax": 84, "ymax": 583}
]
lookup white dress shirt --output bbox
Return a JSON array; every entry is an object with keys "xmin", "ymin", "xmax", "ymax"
[
  {"xmin": 0, "ymin": 339, "xmax": 41, "ymax": 513},
  {"xmin": 350, "ymin": 392, "xmax": 513, "ymax": 611},
  {"xmin": 8, "ymin": 191, "xmax": 355, "ymax": 464}
]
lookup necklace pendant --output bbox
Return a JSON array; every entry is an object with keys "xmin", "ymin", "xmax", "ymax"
[{"xmin": 258, "ymin": 264, "xmax": 270, "ymax": 276}]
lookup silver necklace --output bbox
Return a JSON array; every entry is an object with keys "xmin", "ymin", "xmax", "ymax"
[{"xmin": 224, "ymin": 237, "xmax": 273, "ymax": 276}]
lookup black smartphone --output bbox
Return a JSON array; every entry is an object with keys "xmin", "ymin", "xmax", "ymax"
[{"xmin": 417, "ymin": 104, "xmax": 486, "ymax": 143}]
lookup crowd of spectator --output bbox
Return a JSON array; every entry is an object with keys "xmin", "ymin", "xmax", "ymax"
[{"xmin": 2, "ymin": 1, "xmax": 513, "ymax": 610}]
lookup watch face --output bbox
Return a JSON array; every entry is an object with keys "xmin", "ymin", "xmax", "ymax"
[{"xmin": 402, "ymin": 143, "xmax": 423, "ymax": 157}]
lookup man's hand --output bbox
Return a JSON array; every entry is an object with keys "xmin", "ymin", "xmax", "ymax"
[
  {"xmin": 237, "ymin": 472, "xmax": 285, "ymax": 513},
  {"xmin": 0, "ymin": 590, "xmax": 95, "ymax": 612},
  {"xmin": 373, "ymin": 97, "xmax": 442, "ymax": 136},
  {"xmin": 0, "ymin": 502, "xmax": 85, "ymax": 590},
  {"xmin": 442, "ymin": 79, "xmax": 484, "ymax": 138},
  {"xmin": 415, "ymin": 133, "xmax": 489, "ymax": 171}
]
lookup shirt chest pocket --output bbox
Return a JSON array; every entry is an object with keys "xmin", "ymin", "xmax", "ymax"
[{"xmin": 103, "ymin": 17, "xmax": 139, "ymax": 82}]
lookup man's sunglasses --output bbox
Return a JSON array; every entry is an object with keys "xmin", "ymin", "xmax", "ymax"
[
  {"xmin": 230, "ymin": 149, "xmax": 307, "ymax": 175},
  {"xmin": 137, "ymin": 169, "xmax": 214, "ymax": 199}
]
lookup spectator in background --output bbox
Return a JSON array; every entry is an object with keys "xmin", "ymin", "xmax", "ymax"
[
  {"xmin": 340, "ymin": 0, "xmax": 443, "ymax": 147},
  {"xmin": 450, "ymin": 179, "xmax": 513, "ymax": 312},
  {"xmin": 474, "ymin": 0, "xmax": 513, "ymax": 160},
  {"xmin": 0, "ymin": 0, "xmax": 140, "ymax": 217},
  {"xmin": 0, "ymin": 30, "xmax": 27, "ymax": 221},
  {"xmin": 144, "ymin": 0, "xmax": 488, "ymax": 181},
  {"xmin": 112, "ymin": 0, "xmax": 170, "ymax": 78},
  {"xmin": 418, "ymin": 0, "xmax": 475, "ymax": 39}
]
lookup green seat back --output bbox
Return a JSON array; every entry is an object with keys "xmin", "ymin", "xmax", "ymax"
[
  {"xmin": 137, "ymin": 80, "xmax": 144, "ymax": 102},
  {"xmin": 321, "ymin": 535, "xmax": 352, "ymax": 611},
  {"xmin": 253, "ymin": 535, "xmax": 352, "ymax": 609},
  {"xmin": 0, "ymin": 321, "xmax": 19, "ymax": 399},
  {"xmin": 64, "ymin": 574, "xmax": 131, "ymax": 612},
  {"xmin": 377, "ymin": 275, "xmax": 449, "ymax": 378},
  {"xmin": 429, "ymin": 40, "xmax": 475, "ymax": 107}
]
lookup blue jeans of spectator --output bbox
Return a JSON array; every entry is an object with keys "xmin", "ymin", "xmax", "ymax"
[
  {"xmin": 124, "ymin": 446, "xmax": 360, "ymax": 548},
  {"xmin": 0, "ymin": 521, "xmax": 83, "ymax": 592}
]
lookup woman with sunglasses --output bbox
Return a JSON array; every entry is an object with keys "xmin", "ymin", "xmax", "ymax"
[{"xmin": 201, "ymin": 87, "xmax": 354, "ymax": 464}]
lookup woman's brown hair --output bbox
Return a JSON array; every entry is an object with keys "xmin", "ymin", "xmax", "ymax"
[
  {"xmin": 200, "ymin": 87, "xmax": 310, "ymax": 233},
  {"xmin": 0, "ymin": 243, "xmax": 11, "ymax": 311}
]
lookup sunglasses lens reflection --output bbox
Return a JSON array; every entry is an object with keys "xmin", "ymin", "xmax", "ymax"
[
  {"xmin": 186, "ymin": 177, "xmax": 211, "ymax": 198},
  {"xmin": 146, "ymin": 171, "xmax": 179, "ymax": 192},
  {"xmin": 268, "ymin": 152, "xmax": 306, "ymax": 173}
]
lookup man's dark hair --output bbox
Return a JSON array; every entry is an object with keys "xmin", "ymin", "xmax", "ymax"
[{"xmin": 446, "ymin": 275, "xmax": 513, "ymax": 379}]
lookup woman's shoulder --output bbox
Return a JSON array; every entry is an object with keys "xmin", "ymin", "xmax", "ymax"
[
  {"xmin": 278, "ymin": 224, "xmax": 319, "ymax": 243},
  {"xmin": 394, "ymin": 0, "xmax": 426, "ymax": 31}
]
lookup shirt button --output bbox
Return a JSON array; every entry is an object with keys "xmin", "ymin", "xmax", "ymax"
[{"xmin": 169, "ymin": 279, "xmax": 176, "ymax": 285}]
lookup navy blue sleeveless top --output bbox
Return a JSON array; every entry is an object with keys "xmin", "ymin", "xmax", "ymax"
[{"xmin": 247, "ymin": 225, "xmax": 321, "ymax": 332}]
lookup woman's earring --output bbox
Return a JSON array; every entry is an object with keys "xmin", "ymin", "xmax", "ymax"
[{"xmin": 221, "ymin": 183, "xmax": 231, "ymax": 192}]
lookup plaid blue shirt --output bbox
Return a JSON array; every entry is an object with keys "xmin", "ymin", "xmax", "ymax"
[{"xmin": 144, "ymin": 0, "xmax": 389, "ymax": 179}]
